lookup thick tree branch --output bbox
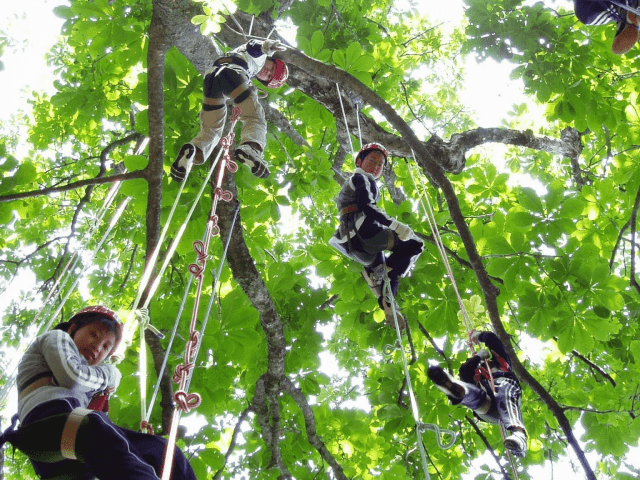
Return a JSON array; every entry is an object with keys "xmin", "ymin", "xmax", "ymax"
[
  {"xmin": 282, "ymin": 377, "xmax": 348, "ymax": 480},
  {"xmin": 0, "ymin": 171, "xmax": 146, "ymax": 203}
]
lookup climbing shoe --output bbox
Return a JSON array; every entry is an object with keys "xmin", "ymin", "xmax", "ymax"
[
  {"xmin": 504, "ymin": 429, "xmax": 527, "ymax": 457},
  {"xmin": 171, "ymin": 143, "xmax": 196, "ymax": 183},
  {"xmin": 612, "ymin": 16, "xmax": 639, "ymax": 55},
  {"xmin": 427, "ymin": 365, "xmax": 466, "ymax": 399},
  {"xmin": 234, "ymin": 144, "xmax": 270, "ymax": 179}
]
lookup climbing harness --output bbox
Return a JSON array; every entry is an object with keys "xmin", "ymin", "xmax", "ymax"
[
  {"xmin": 404, "ymin": 154, "xmax": 521, "ymax": 478},
  {"xmin": 159, "ymin": 107, "xmax": 242, "ymax": 480}
]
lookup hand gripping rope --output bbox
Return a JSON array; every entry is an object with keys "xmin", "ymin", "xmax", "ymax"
[
  {"xmin": 404, "ymin": 154, "xmax": 520, "ymax": 478},
  {"xmin": 159, "ymin": 107, "xmax": 242, "ymax": 480}
]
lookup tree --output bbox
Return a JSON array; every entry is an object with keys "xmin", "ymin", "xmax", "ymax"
[{"xmin": 1, "ymin": 0, "xmax": 639, "ymax": 479}]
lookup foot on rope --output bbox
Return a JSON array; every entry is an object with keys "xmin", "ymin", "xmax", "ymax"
[
  {"xmin": 427, "ymin": 365, "xmax": 466, "ymax": 399},
  {"xmin": 612, "ymin": 13, "xmax": 640, "ymax": 55},
  {"xmin": 234, "ymin": 143, "xmax": 270, "ymax": 178},
  {"xmin": 171, "ymin": 143, "xmax": 196, "ymax": 183},
  {"xmin": 361, "ymin": 266, "xmax": 405, "ymax": 330},
  {"xmin": 504, "ymin": 429, "xmax": 527, "ymax": 457}
]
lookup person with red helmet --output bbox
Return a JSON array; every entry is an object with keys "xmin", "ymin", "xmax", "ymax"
[
  {"xmin": 171, "ymin": 39, "xmax": 289, "ymax": 182},
  {"xmin": 329, "ymin": 143, "xmax": 424, "ymax": 329},
  {"xmin": 0, "ymin": 305, "xmax": 196, "ymax": 479}
]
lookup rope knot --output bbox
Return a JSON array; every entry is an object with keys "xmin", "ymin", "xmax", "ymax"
[
  {"xmin": 174, "ymin": 390, "xmax": 202, "ymax": 413},
  {"xmin": 185, "ymin": 331, "xmax": 200, "ymax": 362},
  {"xmin": 172, "ymin": 362, "xmax": 194, "ymax": 384},
  {"xmin": 140, "ymin": 420, "xmax": 154, "ymax": 435}
]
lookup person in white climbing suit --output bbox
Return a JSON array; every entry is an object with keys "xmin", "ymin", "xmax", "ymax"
[
  {"xmin": 427, "ymin": 330, "xmax": 528, "ymax": 457},
  {"xmin": 329, "ymin": 143, "xmax": 424, "ymax": 329},
  {"xmin": 171, "ymin": 39, "xmax": 289, "ymax": 182}
]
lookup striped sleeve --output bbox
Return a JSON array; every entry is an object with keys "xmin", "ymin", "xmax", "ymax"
[
  {"xmin": 352, "ymin": 172, "xmax": 395, "ymax": 227},
  {"xmin": 40, "ymin": 330, "xmax": 119, "ymax": 393}
]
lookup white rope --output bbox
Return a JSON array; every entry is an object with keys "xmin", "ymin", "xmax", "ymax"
[
  {"xmin": 355, "ymin": 102, "xmax": 363, "ymax": 147},
  {"xmin": 382, "ymin": 277, "xmax": 430, "ymax": 480},
  {"xmin": 405, "ymin": 155, "xmax": 520, "ymax": 478},
  {"xmin": 130, "ymin": 148, "xmax": 225, "ymax": 423},
  {"xmin": 335, "ymin": 83, "xmax": 355, "ymax": 158},
  {"xmin": 405, "ymin": 153, "xmax": 474, "ymax": 336}
]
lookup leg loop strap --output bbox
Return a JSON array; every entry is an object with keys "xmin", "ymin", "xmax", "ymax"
[{"xmin": 60, "ymin": 408, "xmax": 92, "ymax": 460}]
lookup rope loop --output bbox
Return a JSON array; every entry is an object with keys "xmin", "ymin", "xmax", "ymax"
[
  {"xmin": 188, "ymin": 262, "xmax": 205, "ymax": 279},
  {"xmin": 226, "ymin": 159, "xmax": 238, "ymax": 173},
  {"xmin": 174, "ymin": 390, "xmax": 202, "ymax": 413},
  {"xmin": 215, "ymin": 187, "xmax": 233, "ymax": 202},
  {"xmin": 417, "ymin": 422, "xmax": 458, "ymax": 450},
  {"xmin": 230, "ymin": 106, "xmax": 242, "ymax": 122}
]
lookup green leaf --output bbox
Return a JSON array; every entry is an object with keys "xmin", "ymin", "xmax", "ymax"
[{"xmin": 13, "ymin": 162, "xmax": 38, "ymax": 185}]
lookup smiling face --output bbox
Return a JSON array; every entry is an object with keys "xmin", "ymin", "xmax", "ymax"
[
  {"xmin": 356, "ymin": 150, "xmax": 386, "ymax": 179},
  {"xmin": 70, "ymin": 321, "xmax": 117, "ymax": 365},
  {"xmin": 257, "ymin": 59, "xmax": 276, "ymax": 82}
]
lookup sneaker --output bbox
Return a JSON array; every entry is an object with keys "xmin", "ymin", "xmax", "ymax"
[
  {"xmin": 612, "ymin": 18, "xmax": 639, "ymax": 55},
  {"xmin": 170, "ymin": 143, "xmax": 196, "ymax": 183},
  {"xmin": 427, "ymin": 365, "xmax": 466, "ymax": 399},
  {"xmin": 504, "ymin": 429, "xmax": 527, "ymax": 457},
  {"xmin": 234, "ymin": 144, "xmax": 270, "ymax": 178}
]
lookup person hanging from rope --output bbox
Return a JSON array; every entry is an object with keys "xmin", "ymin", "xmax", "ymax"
[
  {"xmin": 573, "ymin": 0, "xmax": 640, "ymax": 54},
  {"xmin": 329, "ymin": 143, "xmax": 424, "ymax": 330},
  {"xmin": 0, "ymin": 306, "xmax": 197, "ymax": 480},
  {"xmin": 170, "ymin": 39, "xmax": 289, "ymax": 182},
  {"xmin": 427, "ymin": 330, "xmax": 528, "ymax": 457}
]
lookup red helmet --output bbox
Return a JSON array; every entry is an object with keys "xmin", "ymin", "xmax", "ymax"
[
  {"xmin": 356, "ymin": 142, "xmax": 388, "ymax": 165},
  {"xmin": 73, "ymin": 305, "xmax": 120, "ymax": 322},
  {"xmin": 266, "ymin": 58, "xmax": 288, "ymax": 88}
]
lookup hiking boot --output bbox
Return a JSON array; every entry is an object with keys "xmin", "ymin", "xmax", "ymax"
[
  {"xmin": 234, "ymin": 144, "xmax": 270, "ymax": 178},
  {"xmin": 504, "ymin": 429, "xmax": 527, "ymax": 457},
  {"xmin": 612, "ymin": 17, "xmax": 639, "ymax": 55},
  {"xmin": 171, "ymin": 143, "xmax": 196, "ymax": 183},
  {"xmin": 427, "ymin": 365, "xmax": 466, "ymax": 399}
]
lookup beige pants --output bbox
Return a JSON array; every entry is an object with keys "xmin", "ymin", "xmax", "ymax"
[{"xmin": 190, "ymin": 80, "xmax": 267, "ymax": 162}]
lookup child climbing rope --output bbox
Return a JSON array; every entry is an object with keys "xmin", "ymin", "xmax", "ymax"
[
  {"xmin": 0, "ymin": 305, "xmax": 196, "ymax": 480},
  {"xmin": 573, "ymin": 0, "xmax": 640, "ymax": 54},
  {"xmin": 171, "ymin": 39, "xmax": 289, "ymax": 182},
  {"xmin": 329, "ymin": 143, "xmax": 424, "ymax": 329},
  {"xmin": 427, "ymin": 330, "xmax": 528, "ymax": 457}
]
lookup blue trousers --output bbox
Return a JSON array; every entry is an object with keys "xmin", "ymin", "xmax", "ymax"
[{"xmin": 22, "ymin": 399, "xmax": 196, "ymax": 480}]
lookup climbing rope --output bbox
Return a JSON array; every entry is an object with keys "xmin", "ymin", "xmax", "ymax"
[
  {"xmin": 160, "ymin": 107, "xmax": 241, "ymax": 480},
  {"xmin": 336, "ymin": 83, "xmax": 355, "ymax": 158},
  {"xmin": 404, "ymin": 154, "xmax": 520, "ymax": 478},
  {"xmin": 127, "ymin": 142, "xmax": 227, "ymax": 423},
  {"xmin": 381, "ymin": 273, "xmax": 457, "ymax": 480}
]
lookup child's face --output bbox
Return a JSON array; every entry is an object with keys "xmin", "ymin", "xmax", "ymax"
[
  {"xmin": 257, "ymin": 60, "xmax": 276, "ymax": 82},
  {"xmin": 71, "ymin": 322, "xmax": 117, "ymax": 365},
  {"xmin": 356, "ymin": 151, "xmax": 385, "ymax": 179}
]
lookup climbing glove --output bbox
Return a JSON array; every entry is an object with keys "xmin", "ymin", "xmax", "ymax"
[
  {"xmin": 391, "ymin": 220, "xmax": 413, "ymax": 241},
  {"xmin": 261, "ymin": 40, "xmax": 286, "ymax": 56}
]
